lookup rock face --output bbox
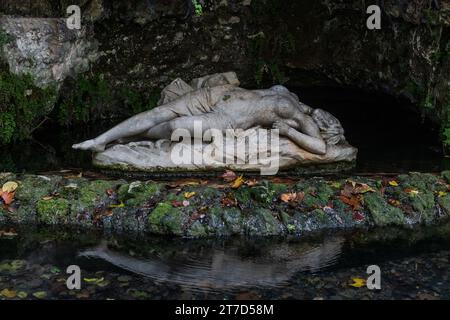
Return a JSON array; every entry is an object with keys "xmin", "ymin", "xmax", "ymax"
[
  {"xmin": 0, "ymin": 17, "xmax": 98, "ymax": 87},
  {"xmin": 1, "ymin": 172, "xmax": 450, "ymax": 238},
  {"xmin": 0, "ymin": 0, "xmax": 448, "ymax": 145}
]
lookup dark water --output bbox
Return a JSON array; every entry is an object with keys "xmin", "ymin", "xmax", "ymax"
[
  {"xmin": 0, "ymin": 224, "xmax": 449, "ymax": 300},
  {"xmin": 0, "ymin": 87, "xmax": 448, "ymax": 174}
]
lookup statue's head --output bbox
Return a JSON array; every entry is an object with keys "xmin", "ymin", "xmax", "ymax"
[{"xmin": 311, "ymin": 109, "xmax": 345, "ymax": 145}]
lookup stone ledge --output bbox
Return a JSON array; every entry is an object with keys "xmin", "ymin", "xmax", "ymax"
[{"xmin": 1, "ymin": 171, "xmax": 450, "ymax": 238}]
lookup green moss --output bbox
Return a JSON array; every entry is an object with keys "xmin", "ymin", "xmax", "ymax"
[
  {"xmin": 187, "ymin": 220, "xmax": 208, "ymax": 238},
  {"xmin": 364, "ymin": 192, "xmax": 406, "ymax": 226},
  {"xmin": 14, "ymin": 175, "xmax": 59, "ymax": 203},
  {"xmin": 437, "ymin": 194, "xmax": 450, "ymax": 216},
  {"xmin": 245, "ymin": 208, "xmax": 282, "ymax": 236},
  {"xmin": 57, "ymin": 74, "xmax": 112, "ymax": 126},
  {"xmin": 0, "ymin": 70, "xmax": 57, "ymax": 144},
  {"xmin": 147, "ymin": 202, "xmax": 184, "ymax": 235},
  {"xmin": 57, "ymin": 75, "xmax": 160, "ymax": 126},
  {"xmin": 78, "ymin": 180, "xmax": 117, "ymax": 208},
  {"xmin": 0, "ymin": 28, "xmax": 12, "ymax": 48},
  {"xmin": 119, "ymin": 181, "xmax": 162, "ymax": 206},
  {"xmin": 36, "ymin": 198, "xmax": 70, "ymax": 225},
  {"xmin": 221, "ymin": 207, "xmax": 243, "ymax": 234},
  {"xmin": 119, "ymin": 87, "xmax": 160, "ymax": 114},
  {"xmin": 442, "ymin": 171, "xmax": 450, "ymax": 183}
]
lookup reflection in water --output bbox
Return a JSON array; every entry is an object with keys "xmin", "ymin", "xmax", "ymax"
[
  {"xmin": 79, "ymin": 237, "xmax": 344, "ymax": 292},
  {"xmin": 1, "ymin": 223, "xmax": 450, "ymax": 298}
]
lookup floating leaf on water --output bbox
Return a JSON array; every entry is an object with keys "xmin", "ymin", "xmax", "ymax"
[
  {"xmin": 32, "ymin": 291, "xmax": 47, "ymax": 299},
  {"xmin": 0, "ymin": 289, "xmax": 17, "ymax": 298},
  {"xmin": 84, "ymin": 277, "xmax": 105, "ymax": 284},
  {"xmin": 349, "ymin": 277, "xmax": 366, "ymax": 288},
  {"xmin": 50, "ymin": 266, "xmax": 61, "ymax": 274},
  {"xmin": 0, "ymin": 260, "xmax": 26, "ymax": 272}
]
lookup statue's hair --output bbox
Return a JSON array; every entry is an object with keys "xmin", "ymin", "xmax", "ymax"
[{"xmin": 311, "ymin": 109, "xmax": 345, "ymax": 145}]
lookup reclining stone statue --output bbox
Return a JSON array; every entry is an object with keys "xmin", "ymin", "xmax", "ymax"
[{"xmin": 73, "ymin": 72, "xmax": 357, "ymax": 173}]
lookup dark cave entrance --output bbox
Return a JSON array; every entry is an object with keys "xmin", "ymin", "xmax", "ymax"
[{"xmin": 290, "ymin": 86, "xmax": 447, "ymax": 173}]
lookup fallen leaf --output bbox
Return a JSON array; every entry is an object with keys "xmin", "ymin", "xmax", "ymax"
[
  {"xmin": 0, "ymin": 289, "xmax": 17, "ymax": 298},
  {"xmin": 353, "ymin": 211, "xmax": 365, "ymax": 221},
  {"xmin": 405, "ymin": 188, "xmax": 419, "ymax": 195},
  {"xmin": 280, "ymin": 192, "xmax": 304, "ymax": 203},
  {"xmin": 0, "ymin": 229, "xmax": 18, "ymax": 237},
  {"xmin": 388, "ymin": 199, "xmax": 401, "ymax": 207},
  {"xmin": 109, "ymin": 202, "xmax": 125, "ymax": 208},
  {"xmin": 349, "ymin": 277, "xmax": 366, "ymax": 288},
  {"xmin": 231, "ymin": 175, "xmax": 244, "ymax": 189},
  {"xmin": 184, "ymin": 192, "xmax": 196, "ymax": 199},
  {"xmin": 438, "ymin": 191, "xmax": 447, "ymax": 197},
  {"xmin": 354, "ymin": 183, "xmax": 375, "ymax": 194},
  {"xmin": 339, "ymin": 194, "xmax": 362, "ymax": 210},
  {"xmin": 221, "ymin": 193, "xmax": 238, "ymax": 207},
  {"xmin": 1, "ymin": 191, "xmax": 15, "ymax": 205},
  {"xmin": 32, "ymin": 291, "xmax": 47, "ymax": 299},
  {"xmin": 171, "ymin": 200, "xmax": 190, "ymax": 207},
  {"xmin": 280, "ymin": 192, "xmax": 296, "ymax": 203},
  {"xmin": 2, "ymin": 181, "xmax": 18, "ymax": 193},
  {"xmin": 41, "ymin": 196, "xmax": 54, "ymax": 201},
  {"xmin": 84, "ymin": 277, "xmax": 104, "ymax": 284},
  {"xmin": 389, "ymin": 180, "xmax": 399, "ymax": 187}
]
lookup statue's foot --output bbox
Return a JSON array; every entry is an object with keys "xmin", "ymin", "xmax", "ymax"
[{"xmin": 72, "ymin": 139, "xmax": 106, "ymax": 152}]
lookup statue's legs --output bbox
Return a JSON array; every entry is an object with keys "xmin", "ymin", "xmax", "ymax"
[
  {"xmin": 72, "ymin": 107, "xmax": 178, "ymax": 151},
  {"xmin": 144, "ymin": 113, "xmax": 233, "ymax": 141},
  {"xmin": 72, "ymin": 85, "xmax": 237, "ymax": 151}
]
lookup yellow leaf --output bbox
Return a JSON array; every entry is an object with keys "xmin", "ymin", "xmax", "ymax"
[
  {"xmin": 231, "ymin": 175, "xmax": 244, "ymax": 189},
  {"xmin": 439, "ymin": 191, "xmax": 447, "ymax": 197},
  {"xmin": 32, "ymin": 291, "xmax": 47, "ymax": 299},
  {"xmin": 389, "ymin": 181, "xmax": 399, "ymax": 187},
  {"xmin": 109, "ymin": 202, "xmax": 125, "ymax": 208},
  {"xmin": 84, "ymin": 277, "xmax": 105, "ymax": 284},
  {"xmin": 42, "ymin": 196, "xmax": 54, "ymax": 201},
  {"xmin": 184, "ymin": 192, "xmax": 196, "ymax": 199},
  {"xmin": 349, "ymin": 277, "xmax": 366, "ymax": 288},
  {"xmin": 2, "ymin": 181, "xmax": 18, "ymax": 193},
  {"xmin": 0, "ymin": 289, "xmax": 17, "ymax": 298}
]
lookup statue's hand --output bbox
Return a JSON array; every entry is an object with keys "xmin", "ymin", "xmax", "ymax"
[{"xmin": 272, "ymin": 121, "xmax": 290, "ymax": 135}]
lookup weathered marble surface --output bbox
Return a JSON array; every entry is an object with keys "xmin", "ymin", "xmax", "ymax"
[{"xmin": 80, "ymin": 72, "xmax": 357, "ymax": 173}]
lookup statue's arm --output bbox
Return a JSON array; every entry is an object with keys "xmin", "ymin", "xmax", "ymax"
[{"xmin": 273, "ymin": 121, "xmax": 327, "ymax": 155}]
